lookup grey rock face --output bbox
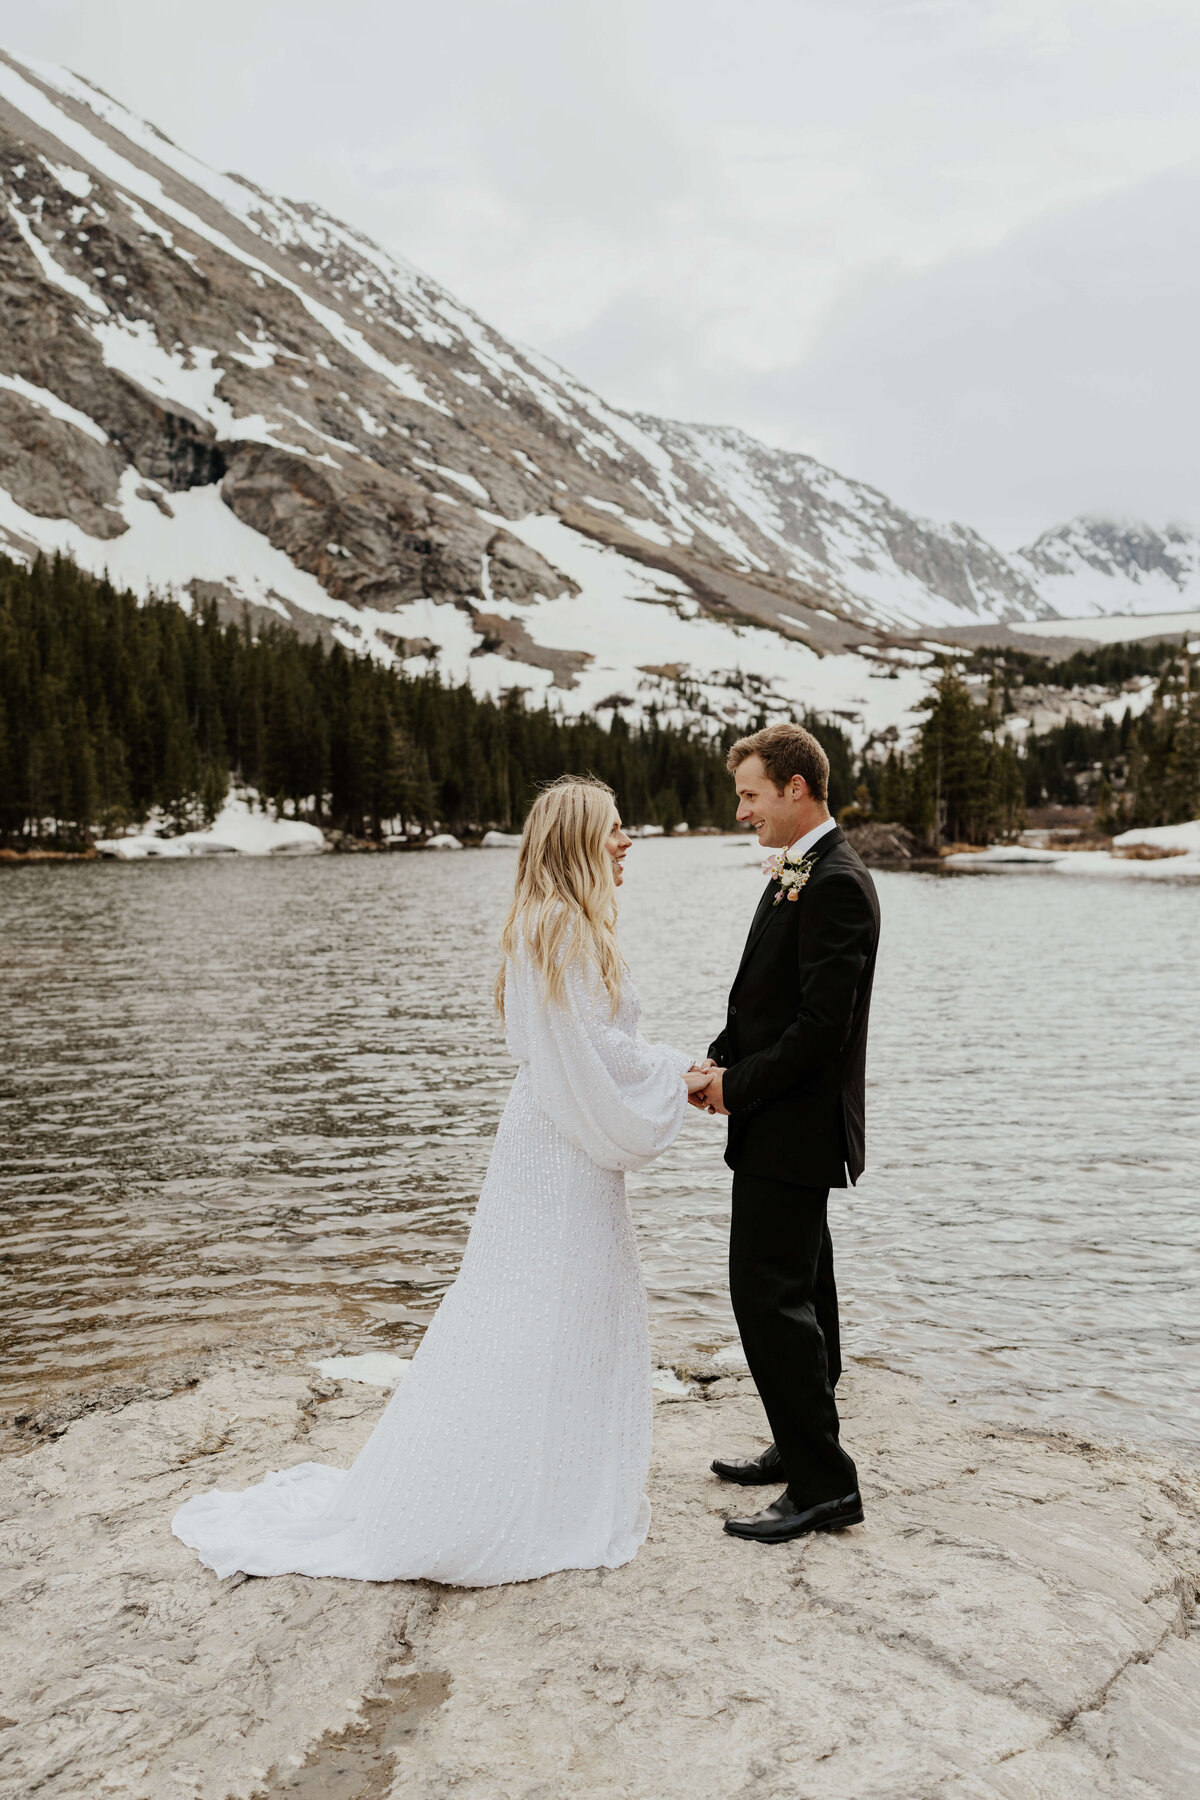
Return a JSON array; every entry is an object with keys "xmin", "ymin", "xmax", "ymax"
[
  {"xmin": 1019, "ymin": 516, "xmax": 1200, "ymax": 591},
  {"xmin": 0, "ymin": 392, "xmax": 126, "ymax": 535},
  {"xmin": 642, "ymin": 418, "xmax": 1051, "ymax": 626},
  {"xmin": 1009, "ymin": 515, "xmax": 1200, "ymax": 624}
]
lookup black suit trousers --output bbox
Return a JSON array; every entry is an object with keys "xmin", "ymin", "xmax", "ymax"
[{"xmin": 728, "ymin": 1173, "xmax": 857, "ymax": 1506}]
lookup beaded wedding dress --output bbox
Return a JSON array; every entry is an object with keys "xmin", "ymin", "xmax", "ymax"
[{"xmin": 172, "ymin": 947, "xmax": 690, "ymax": 1587}]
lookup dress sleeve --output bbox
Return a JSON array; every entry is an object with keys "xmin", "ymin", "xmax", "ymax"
[{"xmin": 522, "ymin": 957, "xmax": 692, "ymax": 1173}]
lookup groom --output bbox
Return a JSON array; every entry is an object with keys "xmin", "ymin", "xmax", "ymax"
[{"xmin": 694, "ymin": 722, "xmax": 880, "ymax": 1544}]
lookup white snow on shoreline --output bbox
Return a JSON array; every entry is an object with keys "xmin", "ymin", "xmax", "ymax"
[
  {"xmin": 1113, "ymin": 819, "xmax": 1200, "ymax": 855},
  {"xmin": 945, "ymin": 821, "xmax": 1200, "ymax": 880},
  {"xmin": 1051, "ymin": 850, "xmax": 1200, "ymax": 879},
  {"xmin": 942, "ymin": 846, "xmax": 1064, "ymax": 866},
  {"xmin": 96, "ymin": 796, "xmax": 325, "ymax": 859},
  {"xmin": 1017, "ymin": 609, "xmax": 1200, "ymax": 645}
]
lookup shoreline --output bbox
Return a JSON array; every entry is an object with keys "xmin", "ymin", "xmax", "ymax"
[{"xmin": 2, "ymin": 1345, "xmax": 1197, "ymax": 1798}]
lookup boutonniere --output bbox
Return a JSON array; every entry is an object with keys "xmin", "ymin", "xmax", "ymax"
[{"xmin": 762, "ymin": 846, "xmax": 820, "ymax": 904}]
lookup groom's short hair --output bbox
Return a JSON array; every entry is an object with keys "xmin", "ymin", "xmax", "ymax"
[{"xmin": 726, "ymin": 722, "xmax": 830, "ymax": 802}]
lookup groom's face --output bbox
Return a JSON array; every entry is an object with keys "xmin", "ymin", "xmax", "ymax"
[{"xmin": 734, "ymin": 754, "xmax": 804, "ymax": 848}]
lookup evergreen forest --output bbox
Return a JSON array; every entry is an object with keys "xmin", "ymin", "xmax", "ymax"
[
  {"xmin": 855, "ymin": 650, "xmax": 1200, "ymax": 844},
  {"xmin": 4, "ymin": 552, "xmax": 1192, "ymax": 854},
  {"xmin": 0, "ymin": 553, "xmax": 854, "ymax": 848}
]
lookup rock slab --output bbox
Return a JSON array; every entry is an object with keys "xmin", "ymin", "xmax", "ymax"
[{"xmin": 1, "ymin": 1356, "xmax": 1197, "ymax": 1799}]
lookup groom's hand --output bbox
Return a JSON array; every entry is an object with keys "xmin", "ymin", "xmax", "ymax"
[{"xmin": 699, "ymin": 1069, "xmax": 728, "ymax": 1115}]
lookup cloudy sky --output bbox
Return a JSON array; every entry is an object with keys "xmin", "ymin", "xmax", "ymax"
[{"xmin": 4, "ymin": 0, "xmax": 1198, "ymax": 544}]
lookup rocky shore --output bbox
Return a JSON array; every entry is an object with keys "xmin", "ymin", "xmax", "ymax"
[{"xmin": 1, "ymin": 1351, "xmax": 1197, "ymax": 1800}]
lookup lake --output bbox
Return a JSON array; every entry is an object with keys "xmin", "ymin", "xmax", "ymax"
[{"xmin": 2, "ymin": 839, "xmax": 1197, "ymax": 1456}]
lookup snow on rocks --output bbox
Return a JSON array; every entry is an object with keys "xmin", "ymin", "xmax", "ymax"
[
  {"xmin": 3, "ymin": 44, "xmax": 1197, "ymax": 770},
  {"xmin": 943, "ymin": 845, "xmax": 1066, "ymax": 866},
  {"xmin": 1016, "ymin": 608, "xmax": 1200, "ymax": 645},
  {"xmin": 94, "ymin": 834, "xmax": 193, "ymax": 860},
  {"xmin": 1113, "ymin": 818, "xmax": 1200, "ymax": 856},
  {"xmin": 1016, "ymin": 517, "xmax": 1200, "ymax": 619},
  {"xmin": 943, "ymin": 827, "xmax": 1200, "ymax": 880},
  {"xmin": 423, "ymin": 833, "xmax": 464, "ymax": 850},
  {"xmin": 96, "ymin": 796, "xmax": 325, "ymax": 858},
  {"xmin": 1052, "ymin": 848, "xmax": 1200, "ymax": 880},
  {"xmin": 480, "ymin": 830, "xmax": 522, "ymax": 848},
  {"xmin": 314, "ymin": 1353, "xmax": 410, "ymax": 1388},
  {"xmin": 650, "ymin": 1367, "xmax": 697, "ymax": 1399}
]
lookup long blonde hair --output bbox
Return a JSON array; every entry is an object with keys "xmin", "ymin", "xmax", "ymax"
[{"xmin": 495, "ymin": 776, "xmax": 622, "ymax": 1019}]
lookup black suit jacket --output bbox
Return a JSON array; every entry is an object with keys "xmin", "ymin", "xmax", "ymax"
[{"xmin": 707, "ymin": 826, "xmax": 880, "ymax": 1189}]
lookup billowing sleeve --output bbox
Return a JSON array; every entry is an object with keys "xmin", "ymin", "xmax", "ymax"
[{"xmin": 515, "ymin": 954, "xmax": 692, "ymax": 1173}]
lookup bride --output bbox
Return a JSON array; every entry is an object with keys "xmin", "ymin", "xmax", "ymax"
[{"xmin": 173, "ymin": 776, "xmax": 710, "ymax": 1587}]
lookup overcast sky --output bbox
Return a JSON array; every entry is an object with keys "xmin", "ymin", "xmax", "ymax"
[{"xmin": 4, "ymin": 0, "xmax": 1198, "ymax": 544}]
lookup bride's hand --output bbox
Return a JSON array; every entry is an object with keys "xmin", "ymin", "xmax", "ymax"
[{"xmin": 685, "ymin": 1068, "xmax": 714, "ymax": 1095}]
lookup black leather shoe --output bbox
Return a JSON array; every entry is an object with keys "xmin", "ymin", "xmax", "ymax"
[
  {"xmin": 711, "ymin": 1443, "xmax": 784, "ymax": 1485},
  {"xmin": 723, "ymin": 1489, "xmax": 864, "ymax": 1542}
]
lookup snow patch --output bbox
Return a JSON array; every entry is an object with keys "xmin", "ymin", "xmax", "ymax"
[
  {"xmin": 412, "ymin": 457, "xmax": 489, "ymax": 503},
  {"xmin": 6, "ymin": 200, "xmax": 107, "ymax": 314},
  {"xmin": 1016, "ymin": 610, "xmax": 1200, "ymax": 645},
  {"xmin": 1113, "ymin": 819, "xmax": 1200, "ymax": 855},
  {"xmin": 97, "ymin": 797, "xmax": 325, "ymax": 859},
  {"xmin": 652, "ymin": 1368, "xmax": 696, "ymax": 1398},
  {"xmin": 0, "ymin": 56, "xmax": 448, "ymax": 419},
  {"xmin": 91, "ymin": 318, "xmax": 222, "ymax": 418},
  {"xmin": 943, "ymin": 831, "xmax": 1200, "ymax": 881},
  {"xmin": 942, "ymin": 846, "xmax": 1065, "ymax": 866},
  {"xmin": 313, "ymin": 1353, "xmax": 410, "ymax": 1387},
  {"xmin": 0, "ymin": 371, "xmax": 107, "ymax": 442},
  {"xmin": 39, "ymin": 156, "xmax": 92, "ymax": 198},
  {"xmin": 355, "ymin": 405, "xmax": 388, "ymax": 438},
  {"xmin": 580, "ymin": 497, "xmax": 674, "ymax": 546},
  {"xmin": 0, "ymin": 471, "xmax": 409, "ymax": 662}
]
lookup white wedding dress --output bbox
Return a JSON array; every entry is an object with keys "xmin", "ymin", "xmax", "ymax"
[{"xmin": 172, "ymin": 947, "xmax": 690, "ymax": 1587}]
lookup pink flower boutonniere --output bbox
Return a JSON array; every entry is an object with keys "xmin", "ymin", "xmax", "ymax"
[{"xmin": 763, "ymin": 846, "xmax": 820, "ymax": 904}]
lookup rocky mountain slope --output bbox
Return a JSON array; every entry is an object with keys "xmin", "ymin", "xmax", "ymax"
[
  {"xmin": 1016, "ymin": 517, "xmax": 1200, "ymax": 618},
  {"xmin": 0, "ymin": 49, "xmax": 1191, "ymax": 742}
]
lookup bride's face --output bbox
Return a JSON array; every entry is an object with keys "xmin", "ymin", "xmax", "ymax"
[{"xmin": 605, "ymin": 813, "xmax": 632, "ymax": 885}]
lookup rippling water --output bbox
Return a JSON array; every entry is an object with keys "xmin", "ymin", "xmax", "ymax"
[{"xmin": 2, "ymin": 841, "xmax": 1197, "ymax": 1454}]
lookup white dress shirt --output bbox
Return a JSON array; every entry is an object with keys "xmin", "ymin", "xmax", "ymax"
[{"xmin": 789, "ymin": 816, "xmax": 837, "ymax": 858}]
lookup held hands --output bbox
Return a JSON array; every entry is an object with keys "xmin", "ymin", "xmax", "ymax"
[
  {"xmin": 685, "ymin": 1060, "xmax": 729, "ymax": 1115},
  {"xmin": 685, "ymin": 1063, "xmax": 715, "ymax": 1095}
]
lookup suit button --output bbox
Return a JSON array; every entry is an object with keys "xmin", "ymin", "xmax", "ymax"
[{"xmin": 729, "ymin": 1003, "xmax": 737, "ymax": 1017}]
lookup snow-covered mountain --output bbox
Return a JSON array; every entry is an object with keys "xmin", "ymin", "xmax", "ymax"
[
  {"xmin": 1016, "ymin": 517, "xmax": 1200, "ymax": 618},
  {"xmin": 0, "ymin": 49, "xmax": 1189, "ymax": 743}
]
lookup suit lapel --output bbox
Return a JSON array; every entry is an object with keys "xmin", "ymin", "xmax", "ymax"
[
  {"xmin": 732, "ymin": 878, "xmax": 779, "ymax": 985},
  {"xmin": 731, "ymin": 826, "xmax": 846, "ymax": 990}
]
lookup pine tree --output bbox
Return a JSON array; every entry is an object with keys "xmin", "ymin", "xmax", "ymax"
[{"xmin": 915, "ymin": 671, "xmax": 990, "ymax": 845}]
